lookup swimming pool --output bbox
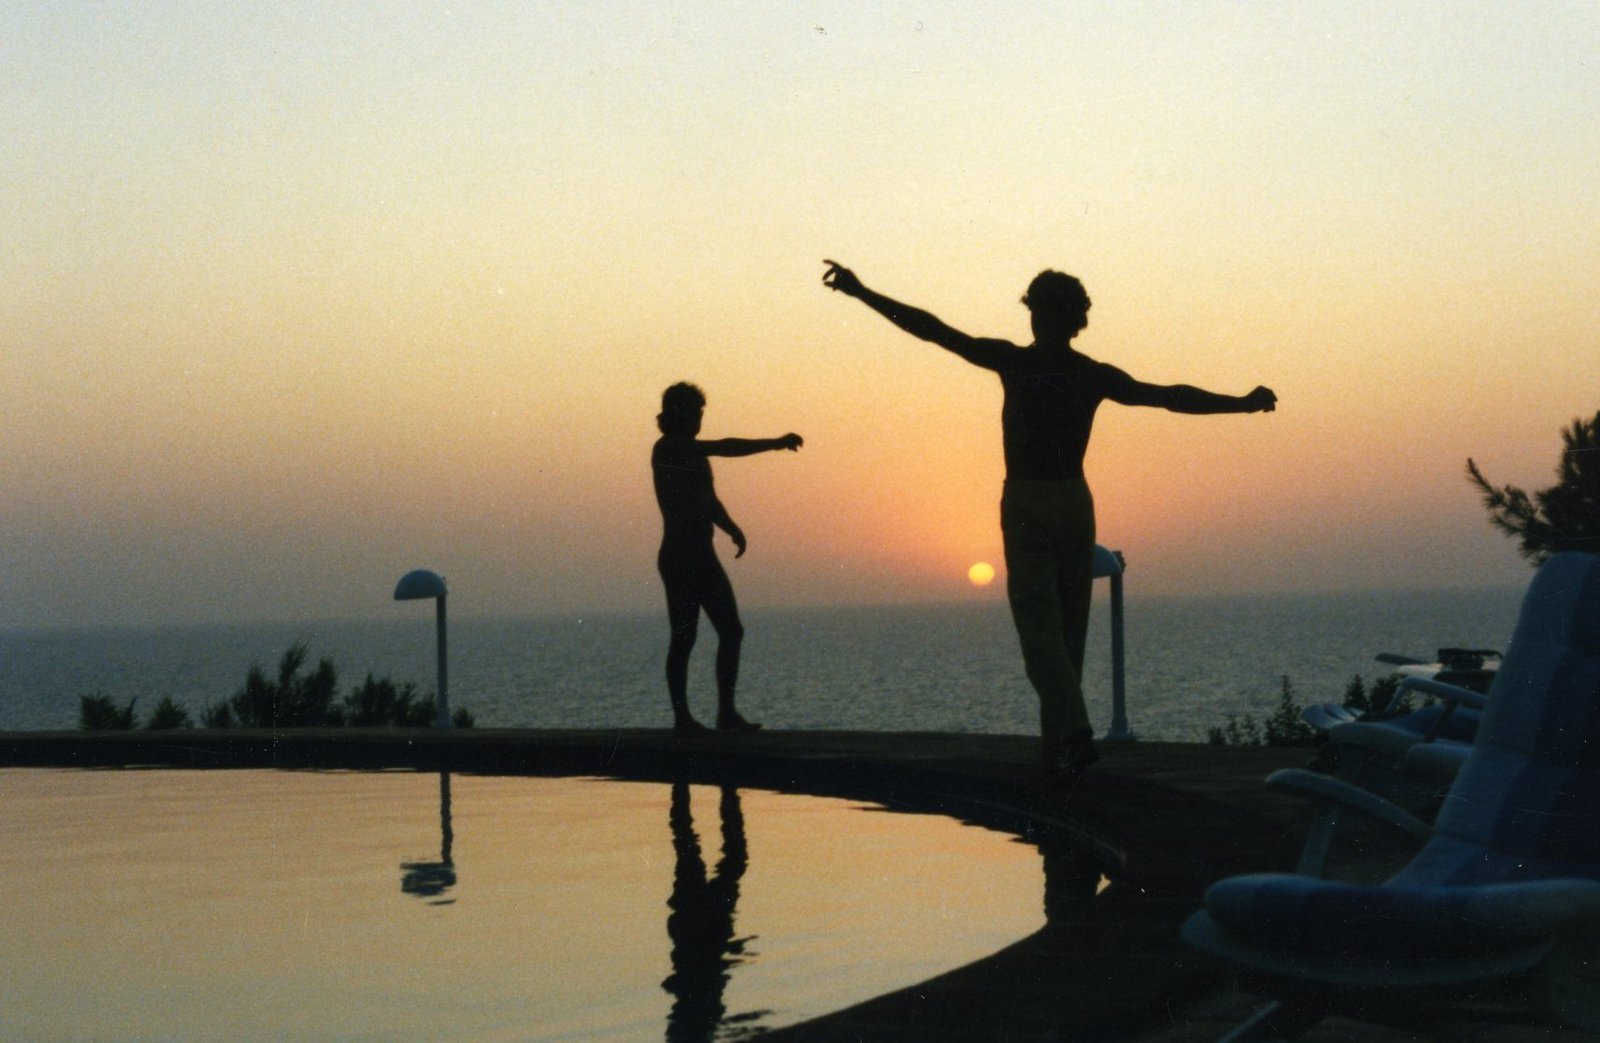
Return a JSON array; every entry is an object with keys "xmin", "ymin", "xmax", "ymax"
[{"xmin": 1, "ymin": 769, "xmax": 1098, "ymax": 1040}]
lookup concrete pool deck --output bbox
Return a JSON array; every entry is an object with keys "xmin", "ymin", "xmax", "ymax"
[{"xmin": 1, "ymin": 728, "xmax": 1584, "ymax": 1042}]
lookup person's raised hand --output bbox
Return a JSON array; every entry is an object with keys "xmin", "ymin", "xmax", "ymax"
[
  {"xmin": 778, "ymin": 433, "xmax": 803, "ymax": 451},
  {"xmin": 1246, "ymin": 386, "xmax": 1277, "ymax": 413},
  {"xmin": 822, "ymin": 260, "xmax": 862, "ymax": 296}
]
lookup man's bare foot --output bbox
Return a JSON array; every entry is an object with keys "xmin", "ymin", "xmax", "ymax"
[
  {"xmin": 674, "ymin": 717, "xmax": 714, "ymax": 738},
  {"xmin": 716, "ymin": 713, "xmax": 762, "ymax": 733}
]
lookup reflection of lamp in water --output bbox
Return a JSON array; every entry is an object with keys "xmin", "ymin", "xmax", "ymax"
[
  {"xmin": 401, "ymin": 771, "xmax": 456, "ymax": 905},
  {"xmin": 393, "ymin": 568, "xmax": 451, "ymax": 729}
]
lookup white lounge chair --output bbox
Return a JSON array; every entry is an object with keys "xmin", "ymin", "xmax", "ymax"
[
  {"xmin": 1301, "ymin": 648, "xmax": 1505, "ymax": 819},
  {"xmin": 1182, "ymin": 552, "xmax": 1600, "ymax": 1040}
]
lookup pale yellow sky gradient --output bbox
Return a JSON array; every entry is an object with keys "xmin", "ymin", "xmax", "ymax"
[{"xmin": 3, "ymin": 3, "xmax": 1596, "ymax": 627}]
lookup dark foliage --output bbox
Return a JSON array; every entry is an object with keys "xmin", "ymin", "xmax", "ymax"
[
  {"xmin": 146, "ymin": 695, "xmax": 193, "ymax": 730},
  {"xmin": 1467, "ymin": 410, "xmax": 1600, "ymax": 563},
  {"xmin": 79, "ymin": 642, "xmax": 472, "ymax": 731},
  {"xmin": 204, "ymin": 644, "xmax": 471, "ymax": 729},
  {"xmin": 227, "ymin": 641, "xmax": 344, "ymax": 728},
  {"xmin": 1207, "ymin": 714, "xmax": 1262, "ymax": 747},
  {"xmin": 1209, "ymin": 675, "xmax": 1392, "ymax": 747},
  {"xmin": 200, "ymin": 700, "xmax": 234, "ymax": 728},
  {"xmin": 80, "ymin": 693, "xmax": 138, "ymax": 730},
  {"xmin": 1339, "ymin": 674, "xmax": 1406, "ymax": 718},
  {"xmin": 1261, "ymin": 677, "xmax": 1320, "ymax": 747},
  {"xmin": 342, "ymin": 673, "xmax": 436, "ymax": 727}
]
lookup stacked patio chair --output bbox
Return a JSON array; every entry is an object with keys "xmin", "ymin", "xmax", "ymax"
[
  {"xmin": 1302, "ymin": 651, "xmax": 1502, "ymax": 818},
  {"xmin": 1183, "ymin": 551, "xmax": 1600, "ymax": 1041}
]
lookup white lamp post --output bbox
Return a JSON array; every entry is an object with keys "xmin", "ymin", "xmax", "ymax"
[
  {"xmin": 394, "ymin": 569, "xmax": 451, "ymax": 729},
  {"xmin": 1092, "ymin": 545, "xmax": 1133, "ymax": 742}
]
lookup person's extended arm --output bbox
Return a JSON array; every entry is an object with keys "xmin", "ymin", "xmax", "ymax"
[
  {"xmin": 822, "ymin": 260, "xmax": 1014, "ymax": 370},
  {"xmin": 1104, "ymin": 366, "xmax": 1277, "ymax": 414},
  {"xmin": 694, "ymin": 434, "xmax": 801, "ymax": 558},
  {"xmin": 698, "ymin": 433, "xmax": 803, "ymax": 457}
]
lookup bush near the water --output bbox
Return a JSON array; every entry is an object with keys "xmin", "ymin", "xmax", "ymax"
[
  {"xmin": 343, "ymin": 673, "xmax": 437, "ymax": 727},
  {"xmin": 1340, "ymin": 673, "xmax": 1405, "ymax": 717},
  {"xmin": 202, "ymin": 642, "xmax": 473, "ymax": 729},
  {"xmin": 1208, "ymin": 677, "xmax": 1317, "ymax": 747},
  {"xmin": 219, "ymin": 641, "xmax": 342, "ymax": 728},
  {"xmin": 76, "ymin": 641, "xmax": 473, "ymax": 730},
  {"xmin": 1208, "ymin": 674, "xmax": 1410, "ymax": 747},
  {"xmin": 146, "ymin": 695, "xmax": 193, "ymax": 730},
  {"xmin": 79, "ymin": 693, "xmax": 138, "ymax": 730}
]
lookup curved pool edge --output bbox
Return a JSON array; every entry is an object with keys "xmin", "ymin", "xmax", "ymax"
[{"xmin": 0, "ymin": 729, "xmax": 1316, "ymax": 1041}]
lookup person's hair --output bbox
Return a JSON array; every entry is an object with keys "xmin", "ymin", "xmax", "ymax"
[
  {"xmin": 657, "ymin": 382, "xmax": 706, "ymax": 435},
  {"xmin": 1021, "ymin": 270, "xmax": 1091, "ymax": 317}
]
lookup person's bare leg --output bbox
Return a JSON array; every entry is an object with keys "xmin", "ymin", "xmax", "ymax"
[{"xmin": 703, "ymin": 568, "xmax": 758, "ymax": 732}]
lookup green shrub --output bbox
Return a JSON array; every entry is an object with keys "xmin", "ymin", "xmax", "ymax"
[
  {"xmin": 1342, "ymin": 673, "xmax": 1407, "ymax": 719},
  {"xmin": 1262, "ymin": 677, "xmax": 1320, "ymax": 747},
  {"xmin": 1208, "ymin": 676, "xmax": 1323, "ymax": 747},
  {"xmin": 343, "ymin": 673, "xmax": 435, "ymax": 727},
  {"xmin": 82, "ymin": 643, "xmax": 472, "ymax": 731},
  {"xmin": 228, "ymin": 641, "xmax": 344, "ymax": 728},
  {"xmin": 146, "ymin": 696, "xmax": 193, "ymax": 730},
  {"xmin": 206, "ymin": 645, "xmax": 470, "ymax": 729},
  {"xmin": 1207, "ymin": 715, "xmax": 1262, "ymax": 746},
  {"xmin": 80, "ymin": 693, "xmax": 138, "ymax": 730},
  {"xmin": 200, "ymin": 701, "xmax": 234, "ymax": 728},
  {"xmin": 1468, "ymin": 409, "xmax": 1600, "ymax": 562},
  {"xmin": 1210, "ymin": 672, "xmax": 1420, "ymax": 747}
]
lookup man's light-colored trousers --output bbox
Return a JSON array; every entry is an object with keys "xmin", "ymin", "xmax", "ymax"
[{"xmin": 1001, "ymin": 478, "xmax": 1096, "ymax": 761}]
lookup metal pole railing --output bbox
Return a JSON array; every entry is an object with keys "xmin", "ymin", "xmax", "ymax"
[
  {"xmin": 1093, "ymin": 546, "xmax": 1135, "ymax": 742},
  {"xmin": 434, "ymin": 594, "xmax": 451, "ymax": 729}
]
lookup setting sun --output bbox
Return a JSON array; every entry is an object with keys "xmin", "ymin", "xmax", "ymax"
[{"xmin": 967, "ymin": 562, "xmax": 996, "ymax": 587}]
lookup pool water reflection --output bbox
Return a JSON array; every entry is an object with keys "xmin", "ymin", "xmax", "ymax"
[{"xmin": 2, "ymin": 769, "xmax": 1105, "ymax": 1041}]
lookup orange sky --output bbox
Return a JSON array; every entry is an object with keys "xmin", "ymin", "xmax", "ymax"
[{"xmin": 3, "ymin": 4, "xmax": 1596, "ymax": 628}]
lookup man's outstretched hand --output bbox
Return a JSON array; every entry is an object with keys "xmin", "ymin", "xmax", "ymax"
[
  {"xmin": 822, "ymin": 260, "xmax": 862, "ymax": 297},
  {"xmin": 1245, "ymin": 386, "xmax": 1277, "ymax": 413},
  {"xmin": 777, "ymin": 433, "xmax": 803, "ymax": 451}
]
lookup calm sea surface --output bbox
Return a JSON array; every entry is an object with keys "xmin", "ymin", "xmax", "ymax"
[{"xmin": 0, "ymin": 587, "xmax": 1523, "ymax": 740}]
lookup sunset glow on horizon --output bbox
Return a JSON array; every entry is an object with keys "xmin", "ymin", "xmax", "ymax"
[{"xmin": 4, "ymin": 4, "xmax": 1597, "ymax": 629}]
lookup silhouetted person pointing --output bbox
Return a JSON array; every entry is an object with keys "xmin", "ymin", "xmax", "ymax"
[
  {"xmin": 653, "ymin": 382, "xmax": 803, "ymax": 736},
  {"xmin": 822, "ymin": 262, "xmax": 1275, "ymax": 783}
]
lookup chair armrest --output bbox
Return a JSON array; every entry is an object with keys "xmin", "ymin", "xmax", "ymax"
[
  {"xmin": 1301, "ymin": 702, "xmax": 1359, "ymax": 731},
  {"xmin": 1266, "ymin": 768, "xmax": 1433, "ymax": 842},
  {"xmin": 1268, "ymin": 767, "xmax": 1433, "ymax": 875},
  {"xmin": 1397, "ymin": 676, "xmax": 1487, "ymax": 711}
]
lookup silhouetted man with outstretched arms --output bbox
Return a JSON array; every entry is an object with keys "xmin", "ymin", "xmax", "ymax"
[
  {"xmin": 653, "ymin": 382, "xmax": 803, "ymax": 737},
  {"xmin": 822, "ymin": 261, "xmax": 1275, "ymax": 783}
]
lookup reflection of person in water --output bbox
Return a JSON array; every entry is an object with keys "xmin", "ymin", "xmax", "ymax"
[
  {"xmin": 823, "ymin": 261, "xmax": 1276, "ymax": 784},
  {"xmin": 652, "ymin": 382, "xmax": 803, "ymax": 736},
  {"xmin": 1038, "ymin": 831, "xmax": 1105, "ymax": 928},
  {"xmin": 662, "ymin": 782, "xmax": 756, "ymax": 1042}
]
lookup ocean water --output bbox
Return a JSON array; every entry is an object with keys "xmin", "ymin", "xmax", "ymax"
[{"xmin": 0, "ymin": 587, "xmax": 1524, "ymax": 741}]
